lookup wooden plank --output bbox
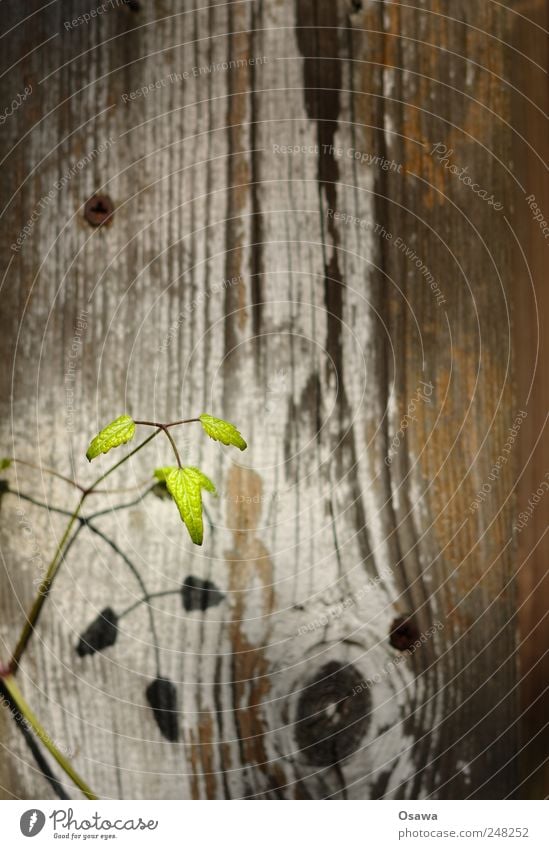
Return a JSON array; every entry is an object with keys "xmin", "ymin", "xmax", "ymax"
[
  {"xmin": 0, "ymin": 0, "xmax": 523, "ymax": 799},
  {"xmin": 509, "ymin": 0, "xmax": 549, "ymax": 799}
]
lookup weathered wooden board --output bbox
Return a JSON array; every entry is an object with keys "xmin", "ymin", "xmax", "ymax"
[
  {"xmin": 0, "ymin": 0, "xmax": 533, "ymax": 799},
  {"xmin": 510, "ymin": 0, "xmax": 549, "ymax": 800}
]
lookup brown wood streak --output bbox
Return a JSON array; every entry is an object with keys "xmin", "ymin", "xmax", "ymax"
[
  {"xmin": 187, "ymin": 728, "xmax": 201, "ymax": 800},
  {"xmin": 224, "ymin": 0, "xmax": 252, "ymax": 358},
  {"xmin": 350, "ymin": 2, "xmax": 405, "ymax": 600},
  {"xmin": 350, "ymin": 0, "xmax": 434, "ymax": 796},
  {"xmin": 351, "ymin": 0, "xmax": 518, "ymax": 797},
  {"xmin": 188, "ymin": 713, "xmax": 217, "ymax": 799},
  {"xmin": 225, "ymin": 464, "xmax": 286, "ymax": 797}
]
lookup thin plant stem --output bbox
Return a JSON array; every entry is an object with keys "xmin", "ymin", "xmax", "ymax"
[
  {"xmin": 85, "ymin": 429, "xmax": 161, "ymax": 494},
  {"xmin": 6, "ymin": 458, "xmax": 154, "ymax": 498},
  {"xmin": 134, "ymin": 418, "xmax": 200, "ymax": 429},
  {"xmin": 9, "ymin": 495, "xmax": 85, "ymax": 672},
  {"xmin": 160, "ymin": 426, "xmax": 182, "ymax": 467},
  {"xmin": 0, "ymin": 678, "xmax": 70, "ymax": 799},
  {"xmin": 134, "ymin": 419, "xmax": 198, "ymax": 467},
  {"xmin": 85, "ymin": 487, "xmax": 155, "ymax": 521},
  {"xmin": 7, "ymin": 488, "xmax": 75, "ymax": 519},
  {"xmin": 7, "ymin": 487, "xmax": 155, "ymax": 525},
  {"xmin": 2, "ymin": 416, "xmax": 201, "ymax": 796},
  {"xmin": 6, "ymin": 457, "xmax": 84, "ymax": 492},
  {"xmin": 166, "ymin": 418, "xmax": 201, "ymax": 427},
  {"xmin": 85, "ymin": 520, "xmax": 162, "ymax": 677},
  {"xmin": 1, "ymin": 673, "xmax": 98, "ymax": 800},
  {"xmin": 91, "ymin": 477, "xmax": 154, "ymax": 494},
  {"xmin": 118, "ymin": 589, "xmax": 180, "ymax": 619},
  {"xmin": 6, "ymin": 486, "xmax": 163, "ymax": 675},
  {"xmin": 9, "ymin": 430, "xmax": 162, "ymax": 673},
  {"xmin": 7, "ymin": 418, "xmax": 199, "ymax": 495}
]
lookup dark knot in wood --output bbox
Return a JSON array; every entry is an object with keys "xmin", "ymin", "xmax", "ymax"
[
  {"xmin": 294, "ymin": 661, "xmax": 370, "ymax": 766},
  {"xmin": 84, "ymin": 194, "xmax": 114, "ymax": 227},
  {"xmin": 389, "ymin": 616, "xmax": 421, "ymax": 651}
]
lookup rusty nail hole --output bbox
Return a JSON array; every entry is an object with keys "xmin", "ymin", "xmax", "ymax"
[
  {"xmin": 389, "ymin": 616, "xmax": 421, "ymax": 652},
  {"xmin": 84, "ymin": 194, "xmax": 114, "ymax": 227}
]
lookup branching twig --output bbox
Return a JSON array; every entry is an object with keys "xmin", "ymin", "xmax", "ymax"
[
  {"xmin": 8, "ymin": 431, "xmax": 162, "ymax": 673},
  {"xmin": 85, "ymin": 519, "xmax": 162, "ymax": 676},
  {"xmin": 0, "ymin": 412, "xmax": 242, "ymax": 799},
  {"xmin": 118, "ymin": 589, "xmax": 180, "ymax": 619}
]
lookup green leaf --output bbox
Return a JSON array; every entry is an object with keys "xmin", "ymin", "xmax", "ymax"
[
  {"xmin": 161, "ymin": 466, "xmax": 216, "ymax": 545},
  {"xmin": 186, "ymin": 466, "xmax": 217, "ymax": 494},
  {"xmin": 152, "ymin": 469, "xmax": 171, "ymax": 499},
  {"xmin": 199, "ymin": 414, "xmax": 247, "ymax": 451},
  {"xmin": 86, "ymin": 415, "xmax": 136, "ymax": 461},
  {"xmin": 0, "ymin": 458, "xmax": 12, "ymax": 470}
]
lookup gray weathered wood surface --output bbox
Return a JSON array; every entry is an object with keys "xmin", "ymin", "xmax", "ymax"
[{"xmin": 0, "ymin": 0, "xmax": 535, "ymax": 799}]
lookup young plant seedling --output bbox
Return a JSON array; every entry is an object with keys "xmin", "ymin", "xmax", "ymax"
[{"xmin": 0, "ymin": 412, "xmax": 247, "ymax": 799}]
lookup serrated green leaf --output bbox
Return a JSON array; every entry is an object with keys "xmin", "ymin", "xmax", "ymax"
[
  {"xmin": 0, "ymin": 458, "xmax": 12, "ymax": 470},
  {"xmin": 86, "ymin": 415, "xmax": 136, "ymax": 461},
  {"xmin": 162, "ymin": 466, "xmax": 216, "ymax": 545},
  {"xmin": 199, "ymin": 414, "xmax": 247, "ymax": 451},
  {"xmin": 185, "ymin": 466, "xmax": 217, "ymax": 494},
  {"xmin": 152, "ymin": 469, "xmax": 170, "ymax": 498}
]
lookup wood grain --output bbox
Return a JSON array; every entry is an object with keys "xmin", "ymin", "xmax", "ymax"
[
  {"xmin": 0, "ymin": 0, "xmax": 534, "ymax": 799},
  {"xmin": 509, "ymin": 0, "xmax": 549, "ymax": 800}
]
